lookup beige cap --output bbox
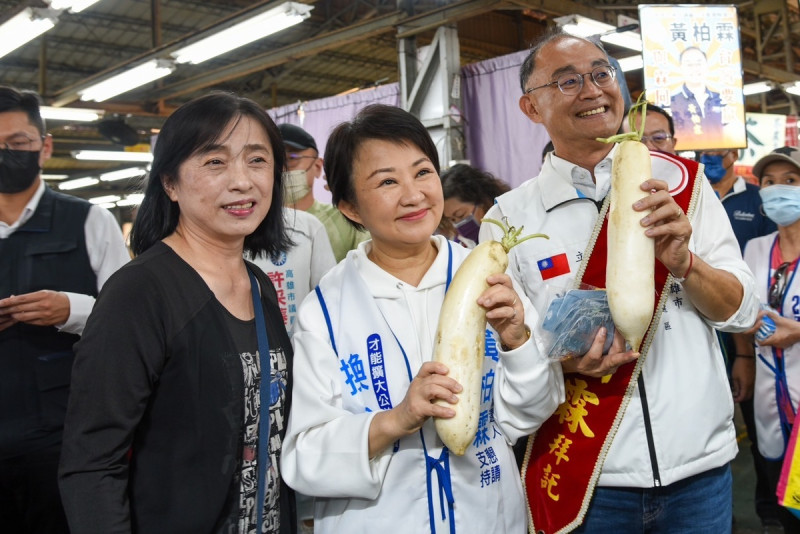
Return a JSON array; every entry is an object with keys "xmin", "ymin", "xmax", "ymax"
[{"xmin": 752, "ymin": 146, "xmax": 800, "ymax": 181}]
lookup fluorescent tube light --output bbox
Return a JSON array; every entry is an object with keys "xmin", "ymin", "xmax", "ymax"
[
  {"xmin": 47, "ymin": 0, "xmax": 103, "ymax": 13},
  {"xmin": 743, "ymin": 81, "xmax": 774, "ymax": 96},
  {"xmin": 78, "ymin": 59, "xmax": 175, "ymax": 102},
  {"xmin": 40, "ymin": 106, "xmax": 104, "ymax": 122},
  {"xmin": 555, "ymin": 14, "xmax": 642, "ymax": 52},
  {"xmin": 89, "ymin": 195, "xmax": 121, "ymax": 205},
  {"xmin": 172, "ymin": 2, "xmax": 312, "ymax": 65},
  {"xmin": 72, "ymin": 150, "xmax": 153, "ymax": 163},
  {"xmin": 0, "ymin": 8, "xmax": 59, "ymax": 60},
  {"xmin": 42, "ymin": 173, "xmax": 69, "ymax": 181},
  {"xmin": 617, "ymin": 55, "xmax": 643, "ymax": 72},
  {"xmin": 97, "ymin": 202, "xmax": 118, "ymax": 210},
  {"xmin": 783, "ymin": 82, "xmax": 800, "ymax": 96},
  {"xmin": 99, "ymin": 167, "xmax": 147, "ymax": 182},
  {"xmin": 116, "ymin": 193, "xmax": 145, "ymax": 206},
  {"xmin": 59, "ymin": 177, "xmax": 99, "ymax": 190}
]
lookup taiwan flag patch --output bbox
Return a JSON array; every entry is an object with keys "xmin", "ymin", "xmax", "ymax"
[{"xmin": 537, "ymin": 253, "xmax": 570, "ymax": 280}]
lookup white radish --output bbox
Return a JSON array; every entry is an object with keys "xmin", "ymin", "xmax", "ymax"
[
  {"xmin": 598, "ymin": 96, "xmax": 655, "ymax": 351},
  {"xmin": 432, "ymin": 219, "xmax": 547, "ymax": 455}
]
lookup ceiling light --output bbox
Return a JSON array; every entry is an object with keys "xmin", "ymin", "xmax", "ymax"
[
  {"xmin": 40, "ymin": 106, "xmax": 104, "ymax": 122},
  {"xmin": 555, "ymin": 14, "xmax": 642, "ymax": 52},
  {"xmin": 116, "ymin": 193, "xmax": 145, "ymax": 206},
  {"xmin": 0, "ymin": 8, "xmax": 59, "ymax": 60},
  {"xmin": 89, "ymin": 195, "xmax": 121, "ymax": 205},
  {"xmin": 743, "ymin": 81, "xmax": 774, "ymax": 96},
  {"xmin": 99, "ymin": 167, "xmax": 147, "ymax": 182},
  {"xmin": 78, "ymin": 59, "xmax": 175, "ymax": 102},
  {"xmin": 783, "ymin": 82, "xmax": 800, "ymax": 96},
  {"xmin": 71, "ymin": 150, "xmax": 153, "ymax": 162},
  {"xmin": 47, "ymin": 0, "xmax": 103, "ymax": 13},
  {"xmin": 171, "ymin": 1, "xmax": 313, "ymax": 65},
  {"xmin": 617, "ymin": 55, "xmax": 643, "ymax": 72},
  {"xmin": 42, "ymin": 173, "xmax": 69, "ymax": 180},
  {"xmin": 59, "ymin": 177, "xmax": 99, "ymax": 190}
]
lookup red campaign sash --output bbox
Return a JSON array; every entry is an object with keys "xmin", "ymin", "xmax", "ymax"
[{"xmin": 523, "ymin": 153, "xmax": 702, "ymax": 534}]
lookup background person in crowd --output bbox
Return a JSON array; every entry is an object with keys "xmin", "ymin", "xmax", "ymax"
[
  {"xmin": 698, "ymin": 146, "xmax": 780, "ymax": 530},
  {"xmin": 440, "ymin": 163, "xmax": 510, "ymax": 247},
  {"xmin": 741, "ymin": 146, "xmax": 800, "ymax": 532},
  {"xmin": 281, "ymin": 103, "xmax": 635, "ymax": 533},
  {"xmin": 482, "ymin": 30, "xmax": 758, "ymax": 533},
  {"xmin": 250, "ymin": 207, "xmax": 335, "ymax": 329},
  {"xmin": 0, "ymin": 86, "xmax": 129, "ymax": 533},
  {"xmin": 670, "ymin": 46, "xmax": 725, "ymax": 147},
  {"xmin": 58, "ymin": 92, "xmax": 296, "ymax": 534},
  {"xmin": 622, "ymin": 102, "xmax": 678, "ymax": 154},
  {"xmin": 278, "ymin": 122, "xmax": 369, "ymax": 262}
]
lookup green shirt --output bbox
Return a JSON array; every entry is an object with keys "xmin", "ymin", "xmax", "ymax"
[{"xmin": 307, "ymin": 200, "xmax": 369, "ymax": 263}]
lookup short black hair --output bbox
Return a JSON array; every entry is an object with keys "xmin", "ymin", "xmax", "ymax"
[
  {"xmin": 440, "ymin": 164, "xmax": 510, "ymax": 211},
  {"xmin": 519, "ymin": 28, "xmax": 608, "ymax": 94},
  {"xmin": 0, "ymin": 85, "xmax": 45, "ymax": 135},
  {"xmin": 324, "ymin": 104, "xmax": 440, "ymax": 232},
  {"xmin": 130, "ymin": 91, "xmax": 291, "ymax": 258},
  {"xmin": 680, "ymin": 46, "xmax": 706, "ymax": 64},
  {"xmin": 626, "ymin": 103, "xmax": 676, "ymax": 136}
]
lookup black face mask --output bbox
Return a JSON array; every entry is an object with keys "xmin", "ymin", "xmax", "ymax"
[{"xmin": 0, "ymin": 149, "xmax": 41, "ymax": 194}]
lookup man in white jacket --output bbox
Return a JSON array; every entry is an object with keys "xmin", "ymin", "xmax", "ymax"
[{"xmin": 481, "ymin": 30, "xmax": 758, "ymax": 533}]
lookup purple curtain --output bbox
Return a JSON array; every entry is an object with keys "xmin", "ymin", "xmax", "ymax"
[
  {"xmin": 461, "ymin": 49, "xmax": 550, "ymax": 188},
  {"xmin": 268, "ymin": 49, "xmax": 551, "ymax": 194},
  {"xmin": 269, "ymin": 84, "xmax": 401, "ymax": 203}
]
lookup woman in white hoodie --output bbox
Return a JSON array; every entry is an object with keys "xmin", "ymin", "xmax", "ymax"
[{"xmin": 280, "ymin": 104, "xmax": 631, "ymax": 534}]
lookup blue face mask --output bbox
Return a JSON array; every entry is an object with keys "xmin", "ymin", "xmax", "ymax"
[
  {"xmin": 455, "ymin": 214, "xmax": 481, "ymax": 244},
  {"xmin": 760, "ymin": 184, "xmax": 800, "ymax": 227},
  {"xmin": 700, "ymin": 154, "xmax": 727, "ymax": 184}
]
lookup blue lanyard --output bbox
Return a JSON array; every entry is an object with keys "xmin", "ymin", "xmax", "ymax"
[
  {"xmin": 248, "ymin": 268, "xmax": 271, "ymax": 534},
  {"xmin": 314, "ymin": 241, "xmax": 457, "ymax": 533}
]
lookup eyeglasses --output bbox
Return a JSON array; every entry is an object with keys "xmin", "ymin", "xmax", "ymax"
[
  {"xmin": 525, "ymin": 65, "xmax": 617, "ymax": 96},
  {"xmin": 768, "ymin": 261, "xmax": 792, "ymax": 309},
  {"xmin": 286, "ymin": 152, "xmax": 317, "ymax": 170},
  {"xmin": 0, "ymin": 134, "xmax": 44, "ymax": 152},
  {"xmin": 640, "ymin": 132, "xmax": 674, "ymax": 149}
]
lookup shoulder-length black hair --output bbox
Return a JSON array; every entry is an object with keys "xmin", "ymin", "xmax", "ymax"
[
  {"xmin": 324, "ymin": 104, "xmax": 440, "ymax": 231},
  {"xmin": 130, "ymin": 91, "xmax": 291, "ymax": 258}
]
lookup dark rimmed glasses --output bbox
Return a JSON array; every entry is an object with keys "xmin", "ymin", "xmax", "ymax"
[
  {"xmin": 524, "ymin": 65, "xmax": 617, "ymax": 96},
  {"xmin": 768, "ymin": 262, "xmax": 791, "ymax": 309}
]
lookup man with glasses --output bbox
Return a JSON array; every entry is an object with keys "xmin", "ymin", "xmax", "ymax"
[
  {"xmin": 621, "ymin": 103, "xmax": 677, "ymax": 155},
  {"xmin": 670, "ymin": 47, "xmax": 725, "ymax": 147},
  {"xmin": 481, "ymin": 30, "xmax": 757, "ymax": 533},
  {"xmin": 0, "ymin": 86, "xmax": 129, "ymax": 532},
  {"xmin": 278, "ymin": 123, "xmax": 368, "ymax": 262}
]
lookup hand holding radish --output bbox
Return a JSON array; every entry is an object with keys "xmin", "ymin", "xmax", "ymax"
[
  {"xmin": 476, "ymin": 273, "xmax": 529, "ymax": 351},
  {"xmin": 634, "ymin": 178, "xmax": 693, "ymax": 277}
]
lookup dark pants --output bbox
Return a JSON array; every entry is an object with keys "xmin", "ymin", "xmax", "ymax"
[
  {"xmin": 0, "ymin": 444, "xmax": 70, "ymax": 534},
  {"xmin": 740, "ymin": 394, "xmax": 783, "ymax": 523},
  {"xmin": 765, "ymin": 458, "xmax": 800, "ymax": 533}
]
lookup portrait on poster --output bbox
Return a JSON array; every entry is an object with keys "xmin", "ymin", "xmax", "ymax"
[{"xmin": 639, "ymin": 4, "xmax": 747, "ymax": 152}]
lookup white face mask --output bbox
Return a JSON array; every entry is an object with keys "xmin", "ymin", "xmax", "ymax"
[{"xmin": 282, "ymin": 169, "xmax": 311, "ymax": 205}]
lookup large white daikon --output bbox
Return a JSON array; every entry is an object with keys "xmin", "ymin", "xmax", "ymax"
[
  {"xmin": 598, "ymin": 96, "xmax": 655, "ymax": 351},
  {"xmin": 432, "ymin": 219, "xmax": 547, "ymax": 455}
]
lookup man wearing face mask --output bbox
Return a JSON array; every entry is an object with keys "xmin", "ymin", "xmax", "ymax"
[
  {"xmin": 278, "ymin": 123, "xmax": 369, "ymax": 262},
  {"xmin": 699, "ymin": 147, "xmax": 780, "ymax": 531},
  {"xmin": 0, "ymin": 86, "xmax": 130, "ymax": 532}
]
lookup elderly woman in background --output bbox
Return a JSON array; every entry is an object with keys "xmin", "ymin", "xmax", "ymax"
[
  {"xmin": 281, "ymin": 104, "xmax": 634, "ymax": 533},
  {"xmin": 439, "ymin": 163, "xmax": 510, "ymax": 247},
  {"xmin": 58, "ymin": 92, "xmax": 295, "ymax": 534},
  {"xmin": 742, "ymin": 146, "xmax": 800, "ymax": 532}
]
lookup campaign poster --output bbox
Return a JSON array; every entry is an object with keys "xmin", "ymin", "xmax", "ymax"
[{"xmin": 639, "ymin": 4, "xmax": 747, "ymax": 152}]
